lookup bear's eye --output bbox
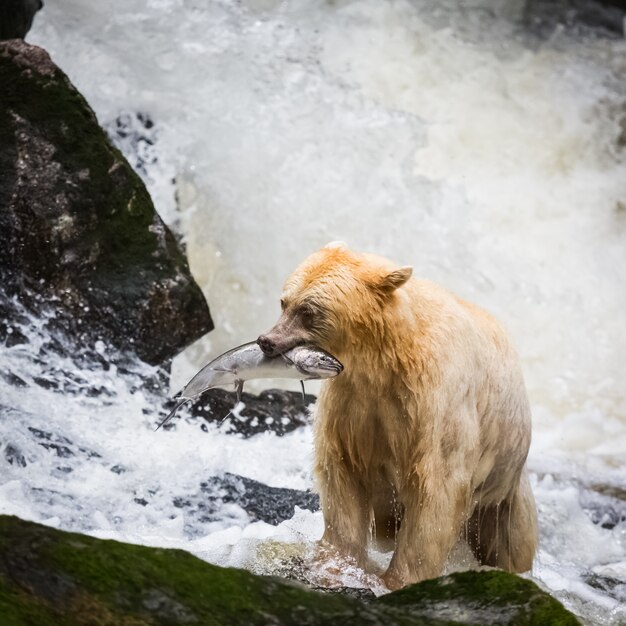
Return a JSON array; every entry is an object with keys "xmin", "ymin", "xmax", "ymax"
[
  {"xmin": 300, "ymin": 305, "xmax": 315, "ymax": 329},
  {"xmin": 280, "ymin": 298, "xmax": 287, "ymax": 311}
]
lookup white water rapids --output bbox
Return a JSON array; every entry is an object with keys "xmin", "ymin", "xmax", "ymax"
[{"xmin": 1, "ymin": 0, "xmax": 624, "ymax": 623}]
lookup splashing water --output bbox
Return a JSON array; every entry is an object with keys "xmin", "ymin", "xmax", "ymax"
[{"xmin": 0, "ymin": 0, "xmax": 621, "ymax": 623}]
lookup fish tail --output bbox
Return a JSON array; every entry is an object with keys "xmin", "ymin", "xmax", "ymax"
[{"xmin": 155, "ymin": 398, "xmax": 188, "ymax": 431}]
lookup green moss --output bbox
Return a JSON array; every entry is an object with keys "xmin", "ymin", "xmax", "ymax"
[
  {"xmin": 0, "ymin": 578, "xmax": 62, "ymax": 626},
  {"xmin": 376, "ymin": 570, "xmax": 580, "ymax": 626},
  {"xmin": 0, "ymin": 516, "xmax": 579, "ymax": 626},
  {"xmin": 0, "ymin": 516, "xmax": 373, "ymax": 626},
  {"xmin": 0, "ymin": 42, "xmax": 176, "ymax": 286}
]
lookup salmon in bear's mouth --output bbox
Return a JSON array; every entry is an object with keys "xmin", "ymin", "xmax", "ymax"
[{"xmin": 157, "ymin": 342, "xmax": 342, "ymax": 429}]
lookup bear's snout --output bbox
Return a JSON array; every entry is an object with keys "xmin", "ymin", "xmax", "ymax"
[
  {"xmin": 257, "ymin": 334, "xmax": 279, "ymax": 357},
  {"xmin": 258, "ymin": 307, "xmax": 312, "ymax": 356}
]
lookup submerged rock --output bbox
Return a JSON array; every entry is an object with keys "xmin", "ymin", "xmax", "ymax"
[
  {"xmin": 188, "ymin": 387, "xmax": 315, "ymax": 437},
  {"xmin": 523, "ymin": 0, "xmax": 626, "ymax": 37},
  {"xmin": 580, "ymin": 486, "xmax": 626, "ymax": 530},
  {"xmin": 3, "ymin": 443, "xmax": 26, "ymax": 467},
  {"xmin": 0, "ymin": 40, "xmax": 212, "ymax": 365},
  {"xmin": 203, "ymin": 472, "xmax": 320, "ymax": 525},
  {"xmin": 0, "ymin": 515, "xmax": 580, "ymax": 625},
  {"xmin": 172, "ymin": 472, "xmax": 320, "ymax": 531},
  {"xmin": 584, "ymin": 570, "xmax": 626, "ymax": 603}
]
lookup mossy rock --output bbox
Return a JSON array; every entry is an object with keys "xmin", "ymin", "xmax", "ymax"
[
  {"xmin": 0, "ymin": 515, "xmax": 579, "ymax": 625},
  {"xmin": 0, "ymin": 40, "xmax": 212, "ymax": 364},
  {"xmin": 377, "ymin": 570, "xmax": 580, "ymax": 625}
]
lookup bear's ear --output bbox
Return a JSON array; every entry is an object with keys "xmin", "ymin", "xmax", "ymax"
[
  {"xmin": 376, "ymin": 266, "xmax": 413, "ymax": 293},
  {"xmin": 324, "ymin": 240, "xmax": 348, "ymax": 250}
]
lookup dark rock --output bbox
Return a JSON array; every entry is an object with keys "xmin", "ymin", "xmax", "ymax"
[
  {"xmin": 41, "ymin": 443, "xmax": 73, "ymax": 458},
  {"xmin": 0, "ymin": 370, "xmax": 27, "ymax": 387},
  {"xmin": 203, "ymin": 472, "xmax": 320, "ymax": 525},
  {"xmin": 185, "ymin": 388, "xmax": 315, "ymax": 437},
  {"xmin": 4, "ymin": 443, "xmax": 26, "ymax": 467},
  {"xmin": 580, "ymin": 486, "xmax": 626, "ymax": 530},
  {"xmin": 0, "ymin": 515, "xmax": 581, "ymax": 625},
  {"xmin": 376, "ymin": 570, "xmax": 581, "ymax": 625},
  {"xmin": 523, "ymin": 0, "xmax": 626, "ymax": 37},
  {"xmin": 584, "ymin": 572, "xmax": 626, "ymax": 602},
  {"xmin": 26, "ymin": 426, "xmax": 101, "ymax": 460},
  {"xmin": 314, "ymin": 586, "xmax": 378, "ymax": 603},
  {"xmin": 0, "ymin": 0, "xmax": 42, "ymax": 40},
  {"xmin": 170, "ymin": 472, "xmax": 319, "ymax": 534},
  {"xmin": 32, "ymin": 375, "xmax": 60, "ymax": 390},
  {"xmin": 28, "ymin": 427, "xmax": 74, "ymax": 458},
  {"xmin": 0, "ymin": 40, "xmax": 213, "ymax": 365}
]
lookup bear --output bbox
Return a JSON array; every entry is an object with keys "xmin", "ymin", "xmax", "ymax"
[{"xmin": 257, "ymin": 243, "xmax": 538, "ymax": 589}]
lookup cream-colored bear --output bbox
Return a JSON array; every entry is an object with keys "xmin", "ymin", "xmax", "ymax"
[{"xmin": 258, "ymin": 244, "xmax": 537, "ymax": 589}]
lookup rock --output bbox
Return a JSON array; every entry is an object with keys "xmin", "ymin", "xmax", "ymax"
[
  {"xmin": 3, "ymin": 443, "xmax": 26, "ymax": 467},
  {"xmin": 205, "ymin": 473, "xmax": 319, "ymax": 525},
  {"xmin": 0, "ymin": 515, "xmax": 581, "ymax": 625},
  {"xmin": 185, "ymin": 388, "xmax": 315, "ymax": 437},
  {"xmin": 172, "ymin": 472, "xmax": 320, "ymax": 531},
  {"xmin": 580, "ymin": 486, "xmax": 626, "ymax": 530},
  {"xmin": 0, "ymin": 40, "xmax": 213, "ymax": 365},
  {"xmin": 314, "ymin": 586, "xmax": 378, "ymax": 603},
  {"xmin": 27, "ymin": 426, "xmax": 101, "ymax": 460},
  {"xmin": 0, "ymin": 0, "xmax": 42, "ymax": 40},
  {"xmin": 584, "ymin": 571, "xmax": 626, "ymax": 603},
  {"xmin": 376, "ymin": 570, "xmax": 581, "ymax": 624},
  {"xmin": 523, "ymin": 0, "xmax": 626, "ymax": 37}
]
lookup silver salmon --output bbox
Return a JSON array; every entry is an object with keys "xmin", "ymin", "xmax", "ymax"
[{"xmin": 156, "ymin": 342, "xmax": 343, "ymax": 429}]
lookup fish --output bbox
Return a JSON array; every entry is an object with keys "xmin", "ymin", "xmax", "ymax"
[{"xmin": 156, "ymin": 342, "xmax": 343, "ymax": 430}]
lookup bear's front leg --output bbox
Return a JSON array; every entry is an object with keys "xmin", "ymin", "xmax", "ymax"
[
  {"xmin": 316, "ymin": 460, "xmax": 370, "ymax": 568},
  {"xmin": 383, "ymin": 474, "xmax": 469, "ymax": 589}
]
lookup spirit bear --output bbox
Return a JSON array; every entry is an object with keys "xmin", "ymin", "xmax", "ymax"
[{"xmin": 257, "ymin": 243, "xmax": 538, "ymax": 589}]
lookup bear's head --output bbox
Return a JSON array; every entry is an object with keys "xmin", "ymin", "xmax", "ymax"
[{"xmin": 257, "ymin": 243, "xmax": 412, "ymax": 361}]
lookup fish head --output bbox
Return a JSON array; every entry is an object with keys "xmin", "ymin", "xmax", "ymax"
[{"xmin": 287, "ymin": 346, "xmax": 344, "ymax": 379}]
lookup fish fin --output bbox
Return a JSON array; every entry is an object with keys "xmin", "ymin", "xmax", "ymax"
[
  {"xmin": 300, "ymin": 380, "xmax": 306, "ymax": 405},
  {"xmin": 155, "ymin": 398, "xmax": 188, "ymax": 431},
  {"xmin": 219, "ymin": 381, "xmax": 244, "ymax": 426},
  {"xmin": 235, "ymin": 379, "xmax": 244, "ymax": 405}
]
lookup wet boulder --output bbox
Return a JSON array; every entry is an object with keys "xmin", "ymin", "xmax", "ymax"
[
  {"xmin": 0, "ymin": 515, "xmax": 581, "ymax": 625},
  {"xmin": 0, "ymin": 40, "xmax": 212, "ymax": 364},
  {"xmin": 189, "ymin": 388, "xmax": 315, "ymax": 437},
  {"xmin": 171, "ymin": 472, "xmax": 320, "ymax": 532}
]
